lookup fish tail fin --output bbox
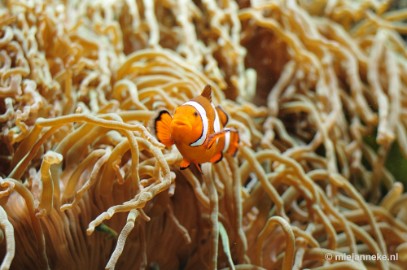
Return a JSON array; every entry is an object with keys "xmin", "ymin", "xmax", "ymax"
[{"xmin": 154, "ymin": 110, "xmax": 174, "ymax": 147}]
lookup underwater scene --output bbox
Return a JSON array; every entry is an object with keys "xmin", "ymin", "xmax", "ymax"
[{"xmin": 1, "ymin": 0, "xmax": 407, "ymax": 269}]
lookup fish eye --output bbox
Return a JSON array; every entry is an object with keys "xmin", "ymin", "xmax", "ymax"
[{"xmin": 193, "ymin": 112, "xmax": 198, "ymax": 117}]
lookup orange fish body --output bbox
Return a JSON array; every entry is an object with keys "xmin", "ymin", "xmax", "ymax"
[{"xmin": 154, "ymin": 85, "xmax": 239, "ymax": 172}]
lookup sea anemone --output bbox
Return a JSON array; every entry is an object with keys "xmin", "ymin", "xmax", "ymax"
[{"xmin": 1, "ymin": 0, "xmax": 407, "ymax": 269}]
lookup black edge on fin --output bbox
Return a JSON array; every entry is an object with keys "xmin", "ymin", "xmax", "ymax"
[
  {"xmin": 214, "ymin": 152, "xmax": 224, "ymax": 163},
  {"xmin": 180, "ymin": 164, "xmax": 190, "ymax": 170},
  {"xmin": 154, "ymin": 110, "xmax": 170, "ymax": 143}
]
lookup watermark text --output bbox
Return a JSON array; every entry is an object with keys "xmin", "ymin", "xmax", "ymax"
[{"xmin": 325, "ymin": 252, "xmax": 398, "ymax": 262}]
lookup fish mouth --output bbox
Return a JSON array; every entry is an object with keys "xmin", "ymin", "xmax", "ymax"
[{"xmin": 171, "ymin": 120, "xmax": 192, "ymax": 129}]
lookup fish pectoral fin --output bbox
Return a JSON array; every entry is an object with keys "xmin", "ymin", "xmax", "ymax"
[
  {"xmin": 210, "ymin": 152, "xmax": 223, "ymax": 163},
  {"xmin": 180, "ymin": 159, "xmax": 191, "ymax": 170},
  {"xmin": 154, "ymin": 110, "xmax": 174, "ymax": 147},
  {"xmin": 206, "ymin": 130, "xmax": 228, "ymax": 149},
  {"xmin": 207, "ymin": 128, "xmax": 240, "ymax": 156},
  {"xmin": 226, "ymin": 129, "xmax": 240, "ymax": 156}
]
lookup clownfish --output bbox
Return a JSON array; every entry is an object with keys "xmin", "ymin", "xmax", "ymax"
[{"xmin": 154, "ymin": 85, "xmax": 239, "ymax": 173}]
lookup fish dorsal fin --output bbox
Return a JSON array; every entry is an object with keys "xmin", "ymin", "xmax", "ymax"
[{"xmin": 201, "ymin": 85, "xmax": 212, "ymax": 102}]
